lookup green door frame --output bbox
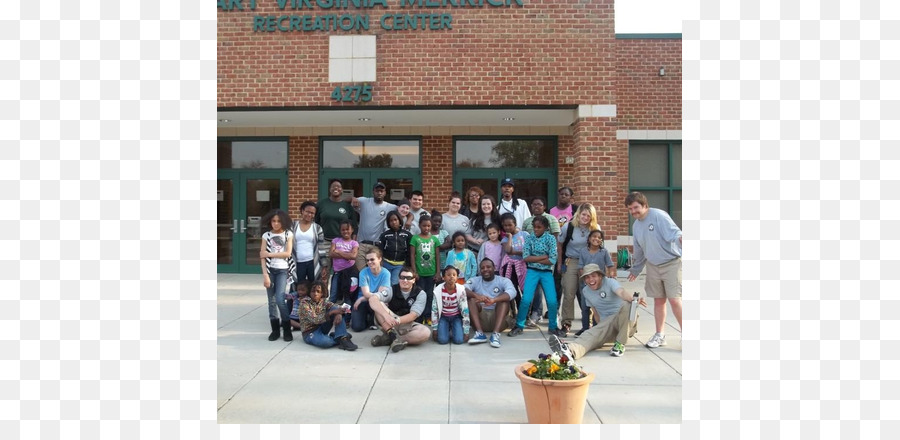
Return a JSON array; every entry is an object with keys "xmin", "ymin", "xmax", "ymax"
[
  {"xmin": 452, "ymin": 136, "xmax": 559, "ymax": 207},
  {"xmin": 217, "ymin": 168, "xmax": 289, "ymax": 274}
]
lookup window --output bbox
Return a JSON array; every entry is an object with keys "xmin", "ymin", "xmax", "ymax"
[
  {"xmin": 629, "ymin": 141, "xmax": 681, "ymax": 228},
  {"xmin": 329, "ymin": 35, "xmax": 376, "ymax": 82},
  {"xmin": 455, "ymin": 139, "xmax": 555, "ymax": 169},
  {"xmin": 322, "ymin": 139, "xmax": 420, "ymax": 168},
  {"xmin": 217, "ymin": 140, "xmax": 288, "ymax": 169}
]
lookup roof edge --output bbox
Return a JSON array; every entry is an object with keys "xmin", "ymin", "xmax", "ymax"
[{"xmin": 615, "ymin": 33, "xmax": 682, "ymax": 39}]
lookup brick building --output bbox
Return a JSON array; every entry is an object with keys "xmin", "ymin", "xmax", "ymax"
[{"xmin": 217, "ymin": 0, "xmax": 681, "ymax": 273}]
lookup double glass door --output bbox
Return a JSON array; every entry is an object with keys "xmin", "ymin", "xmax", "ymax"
[{"xmin": 217, "ymin": 169, "xmax": 288, "ymax": 273}]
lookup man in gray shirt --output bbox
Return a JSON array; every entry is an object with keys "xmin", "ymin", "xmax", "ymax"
[
  {"xmin": 408, "ymin": 190, "xmax": 428, "ymax": 236},
  {"xmin": 625, "ymin": 191, "xmax": 682, "ymax": 349},
  {"xmin": 352, "ymin": 182, "xmax": 397, "ymax": 270},
  {"xmin": 549, "ymin": 264, "xmax": 647, "ymax": 358},
  {"xmin": 367, "ymin": 266, "xmax": 431, "ymax": 353},
  {"xmin": 465, "ymin": 258, "xmax": 517, "ymax": 348}
]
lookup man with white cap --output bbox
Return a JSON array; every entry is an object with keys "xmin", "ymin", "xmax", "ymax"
[{"xmin": 549, "ymin": 263, "xmax": 647, "ymax": 358}]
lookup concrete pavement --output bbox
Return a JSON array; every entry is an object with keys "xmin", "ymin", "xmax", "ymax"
[{"xmin": 217, "ymin": 273, "xmax": 681, "ymax": 424}]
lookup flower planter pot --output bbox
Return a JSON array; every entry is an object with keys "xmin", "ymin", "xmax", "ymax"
[{"xmin": 514, "ymin": 362, "xmax": 595, "ymax": 424}]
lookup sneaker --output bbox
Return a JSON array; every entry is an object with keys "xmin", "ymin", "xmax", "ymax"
[
  {"xmin": 610, "ymin": 341, "xmax": 624, "ymax": 357},
  {"xmin": 469, "ymin": 331, "xmax": 488, "ymax": 344},
  {"xmin": 574, "ymin": 328, "xmax": 587, "ymax": 338},
  {"xmin": 338, "ymin": 336, "xmax": 358, "ymax": 351},
  {"xmin": 548, "ymin": 334, "xmax": 573, "ymax": 360},
  {"xmin": 508, "ymin": 326, "xmax": 524, "ymax": 337},
  {"xmin": 489, "ymin": 333, "xmax": 501, "ymax": 348},
  {"xmin": 390, "ymin": 338, "xmax": 408, "ymax": 353},
  {"xmin": 530, "ymin": 312, "xmax": 543, "ymax": 325},
  {"xmin": 370, "ymin": 331, "xmax": 391, "ymax": 347},
  {"xmin": 368, "ymin": 325, "xmax": 379, "ymax": 331},
  {"xmin": 525, "ymin": 318, "xmax": 538, "ymax": 329},
  {"xmin": 645, "ymin": 333, "xmax": 666, "ymax": 348}
]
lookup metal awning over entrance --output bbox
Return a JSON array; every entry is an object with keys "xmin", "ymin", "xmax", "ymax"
[{"xmin": 217, "ymin": 107, "xmax": 579, "ymax": 127}]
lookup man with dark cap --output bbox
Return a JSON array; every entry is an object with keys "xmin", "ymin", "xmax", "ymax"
[
  {"xmin": 352, "ymin": 182, "xmax": 397, "ymax": 271},
  {"xmin": 497, "ymin": 178, "xmax": 531, "ymax": 231}
]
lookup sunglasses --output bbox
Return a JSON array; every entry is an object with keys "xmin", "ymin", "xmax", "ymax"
[{"xmin": 399, "ymin": 275, "xmax": 415, "ymax": 281}]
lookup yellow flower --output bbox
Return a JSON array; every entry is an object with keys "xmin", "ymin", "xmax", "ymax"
[
  {"xmin": 527, "ymin": 366, "xmax": 537, "ymax": 375},
  {"xmin": 549, "ymin": 364, "xmax": 559, "ymax": 373}
]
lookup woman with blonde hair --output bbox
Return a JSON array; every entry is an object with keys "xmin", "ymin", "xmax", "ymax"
[{"xmin": 556, "ymin": 203, "xmax": 601, "ymax": 335}]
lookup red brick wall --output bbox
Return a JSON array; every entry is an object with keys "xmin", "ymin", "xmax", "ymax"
[
  {"xmin": 421, "ymin": 136, "xmax": 454, "ymax": 211},
  {"xmin": 217, "ymin": 0, "xmax": 615, "ymax": 107},
  {"xmin": 615, "ymin": 38, "xmax": 682, "ymax": 130},
  {"xmin": 287, "ymin": 136, "xmax": 319, "ymax": 218},
  {"xmin": 571, "ymin": 118, "xmax": 627, "ymax": 240}
]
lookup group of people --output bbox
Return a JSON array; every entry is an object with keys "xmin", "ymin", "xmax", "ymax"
[{"xmin": 258, "ymin": 177, "xmax": 683, "ymax": 358}]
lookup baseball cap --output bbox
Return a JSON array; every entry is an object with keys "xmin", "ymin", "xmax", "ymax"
[
  {"xmin": 500, "ymin": 178, "xmax": 515, "ymax": 187},
  {"xmin": 373, "ymin": 182, "xmax": 386, "ymax": 189}
]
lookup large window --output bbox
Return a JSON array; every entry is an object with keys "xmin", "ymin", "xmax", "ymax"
[
  {"xmin": 455, "ymin": 138, "xmax": 555, "ymax": 169},
  {"xmin": 217, "ymin": 140, "xmax": 288, "ymax": 169},
  {"xmin": 319, "ymin": 137, "xmax": 422, "ymax": 203},
  {"xmin": 629, "ymin": 141, "xmax": 681, "ymax": 229},
  {"xmin": 453, "ymin": 136, "xmax": 558, "ymax": 207},
  {"xmin": 322, "ymin": 139, "xmax": 420, "ymax": 168}
]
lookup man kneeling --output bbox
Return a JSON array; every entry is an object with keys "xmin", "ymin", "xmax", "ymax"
[
  {"xmin": 549, "ymin": 264, "xmax": 646, "ymax": 358},
  {"xmin": 367, "ymin": 266, "xmax": 431, "ymax": 353}
]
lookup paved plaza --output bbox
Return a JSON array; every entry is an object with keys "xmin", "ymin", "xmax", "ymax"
[{"xmin": 217, "ymin": 273, "xmax": 681, "ymax": 424}]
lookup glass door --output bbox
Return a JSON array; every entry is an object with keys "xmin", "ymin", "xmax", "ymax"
[
  {"xmin": 456, "ymin": 170, "xmax": 556, "ymax": 208},
  {"xmin": 319, "ymin": 170, "xmax": 419, "ymax": 204},
  {"xmin": 218, "ymin": 169, "xmax": 288, "ymax": 273}
]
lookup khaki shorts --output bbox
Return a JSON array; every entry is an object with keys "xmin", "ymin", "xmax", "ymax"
[
  {"xmin": 645, "ymin": 258, "xmax": 682, "ymax": 299},
  {"xmin": 477, "ymin": 306, "xmax": 514, "ymax": 333}
]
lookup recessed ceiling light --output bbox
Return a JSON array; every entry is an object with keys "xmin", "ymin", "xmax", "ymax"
[
  {"xmin": 358, "ymin": 118, "xmax": 371, "ymax": 121},
  {"xmin": 503, "ymin": 117, "xmax": 515, "ymax": 121},
  {"xmin": 218, "ymin": 119, "xmax": 231, "ymax": 123}
]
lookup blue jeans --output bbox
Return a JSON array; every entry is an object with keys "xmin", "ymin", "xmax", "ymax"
[
  {"xmin": 516, "ymin": 269, "xmax": 558, "ymax": 330},
  {"xmin": 302, "ymin": 311, "xmax": 350, "ymax": 348},
  {"xmin": 329, "ymin": 272, "xmax": 341, "ymax": 302},
  {"xmin": 350, "ymin": 299, "xmax": 374, "ymax": 332},
  {"xmin": 437, "ymin": 314, "xmax": 464, "ymax": 344},
  {"xmin": 266, "ymin": 268, "xmax": 290, "ymax": 322},
  {"xmin": 382, "ymin": 260, "xmax": 402, "ymax": 286}
]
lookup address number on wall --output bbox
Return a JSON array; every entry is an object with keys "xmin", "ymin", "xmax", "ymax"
[{"xmin": 331, "ymin": 85, "xmax": 373, "ymax": 102}]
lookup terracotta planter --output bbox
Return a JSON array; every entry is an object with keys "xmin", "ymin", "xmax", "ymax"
[{"xmin": 514, "ymin": 362, "xmax": 595, "ymax": 424}]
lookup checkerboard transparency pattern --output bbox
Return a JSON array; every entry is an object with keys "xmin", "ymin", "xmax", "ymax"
[{"xmin": 1, "ymin": 0, "xmax": 891, "ymax": 437}]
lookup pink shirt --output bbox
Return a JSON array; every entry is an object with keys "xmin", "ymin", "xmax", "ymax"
[
  {"xmin": 331, "ymin": 238, "xmax": 358, "ymax": 272},
  {"xmin": 550, "ymin": 205, "xmax": 575, "ymax": 230}
]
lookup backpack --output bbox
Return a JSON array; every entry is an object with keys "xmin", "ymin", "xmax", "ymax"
[{"xmin": 617, "ymin": 248, "xmax": 631, "ymax": 269}]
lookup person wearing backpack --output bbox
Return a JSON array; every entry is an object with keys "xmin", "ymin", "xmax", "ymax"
[{"xmin": 556, "ymin": 203, "xmax": 600, "ymax": 336}]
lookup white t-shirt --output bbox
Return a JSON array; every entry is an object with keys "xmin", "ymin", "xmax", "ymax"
[
  {"xmin": 263, "ymin": 230, "xmax": 292, "ymax": 269},
  {"xmin": 293, "ymin": 223, "xmax": 316, "ymax": 262}
]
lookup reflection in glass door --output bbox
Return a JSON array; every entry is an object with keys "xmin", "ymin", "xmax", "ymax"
[
  {"xmin": 244, "ymin": 178, "xmax": 283, "ymax": 267},
  {"xmin": 218, "ymin": 179, "xmax": 234, "ymax": 265},
  {"xmin": 217, "ymin": 170, "xmax": 288, "ymax": 273}
]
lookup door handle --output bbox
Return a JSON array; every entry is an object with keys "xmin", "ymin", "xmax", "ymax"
[
  {"xmin": 240, "ymin": 219, "xmax": 247, "ymax": 233},
  {"xmin": 231, "ymin": 219, "xmax": 237, "ymax": 233}
]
